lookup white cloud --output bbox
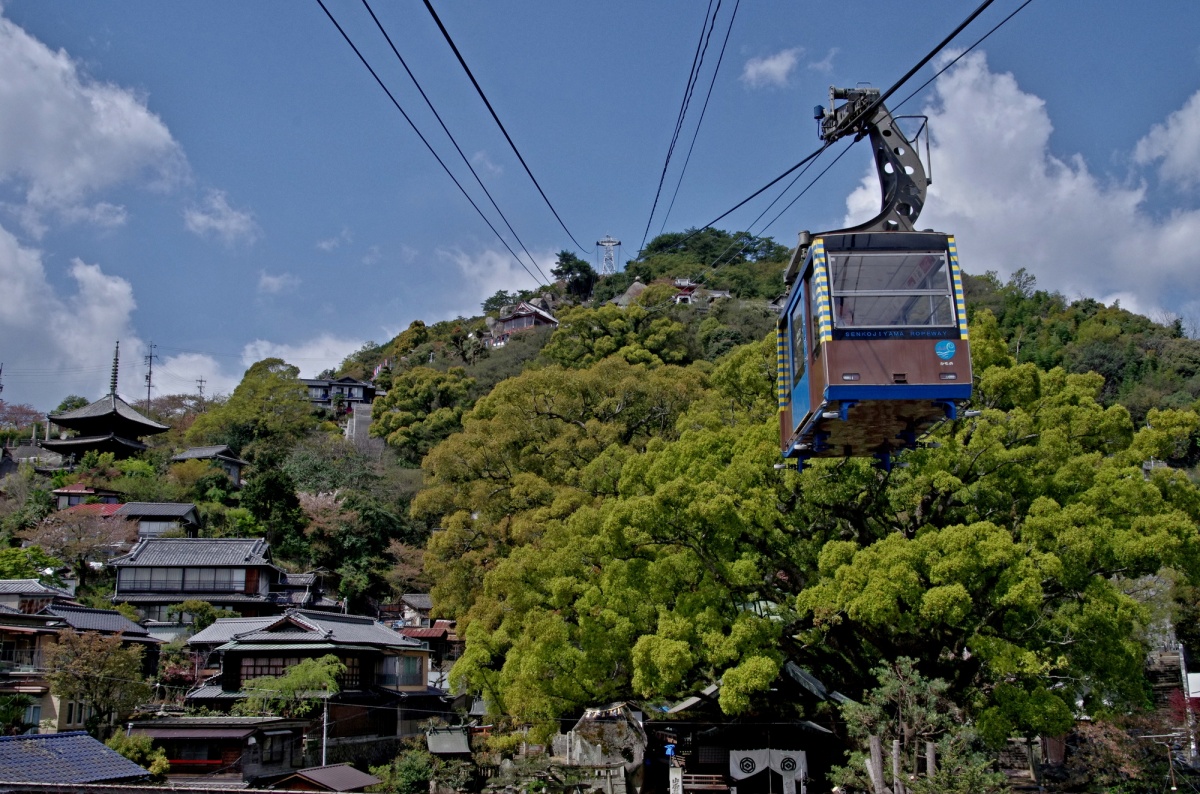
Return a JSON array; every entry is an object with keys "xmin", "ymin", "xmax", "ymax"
[
  {"xmin": 741, "ymin": 48, "xmax": 801, "ymax": 88},
  {"xmin": 184, "ymin": 189, "xmax": 260, "ymax": 245},
  {"xmin": 807, "ymin": 48, "xmax": 839, "ymax": 74},
  {"xmin": 1134, "ymin": 90, "xmax": 1200, "ymax": 189},
  {"xmin": 0, "ymin": 15, "xmax": 185, "ymax": 234},
  {"xmin": 257, "ymin": 270, "xmax": 300, "ymax": 294},
  {"xmin": 152, "ymin": 352, "xmax": 240, "ymax": 400},
  {"xmin": 0, "ymin": 222, "xmax": 146, "ymax": 409},
  {"xmin": 472, "ymin": 150, "xmax": 503, "ymax": 177},
  {"xmin": 438, "ymin": 246, "xmax": 547, "ymax": 319},
  {"xmin": 240, "ymin": 334, "xmax": 366, "ymax": 378},
  {"xmin": 842, "ymin": 51, "xmax": 1200, "ymax": 318},
  {"xmin": 363, "ymin": 245, "xmax": 382, "ymax": 266},
  {"xmin": 316, "ymin": 227, "xmax": 353, "ymax": 252}
]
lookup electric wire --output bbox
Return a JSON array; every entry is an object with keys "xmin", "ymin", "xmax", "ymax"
[
  {"xmin": 686, "ymin": 0, "xmax": 1004, "ymax": 245},
  {"xmin": 315, "ymin": 0, "xmax": 548, "ymax": 287},
  {"xmin": 657, "ymin": 0, "xmax": 741, "ymax": 237},
  {"xmin": 421, "ymin": 0, "xmax": 590, "ymax": 256},
  {"xmin": 360, "ymin": 0, "xmax": 551, "ymax": 285},
  {"xmin": 638, "ymin": 0, "xmax": 721, "ymax": 253}
]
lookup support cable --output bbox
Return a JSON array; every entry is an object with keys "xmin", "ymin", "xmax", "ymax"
[
  {"xmin": 422, "ymin": 0, "xmax": 591, "ymax": 255},
  {"xmin": 361, "ymin": 0, "xmax": 550, "ymax": 284},
  {"xmin": 316, "ymin": 0, "xmax": 547, "ymax": 286}
]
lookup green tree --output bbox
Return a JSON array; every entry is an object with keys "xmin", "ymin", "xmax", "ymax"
[
  {"xmin": 541, "ymin": 303, "xmax": 689, "ymax": 368},
  {"xmin": 0, "ymin": 546, "xmax": 64, "ymax": 584},
  {"xmin": 482, "ymin": 290, "xmax": 518, "ymax": 314},
  {"xmin": 0, "ymin": 694, "xmax": 34, "ymax": 735},
  {"xmin": 235, "ymin": 654, "xmax": 345, "ymax": 718},
  {"xmin": 370, "ymin": 367, "xmax": 476, "ymax": 466},
  {"xmin": 21, "ymin": 510, "xmax": 135, "ymax": 588},
  {"xmin": 186, "ymin": 358, "xmax": 316, "ymax": 462},
  {"xmin": 371, "ymin": 749, "xmax": 437, "ymax": 794},
  {"xmin": 240, "ymin": 469, "xmax": 306, "ymax": 561},
  {"xmin": 165, "ymin": 599, "xmax": 240, "ymax": 631},
  {"xmin": 106, "ymin": 733, "xmax": 170, "ymax": 780},
  {"xmin": 54, "ymin": 395, "xmax": 89, "ymax": 414},
  {"xmin": 45, "ymin": 630, "xmax": 152, "ymax": 738},
  {"xmin": 551, "ymin": 250, "xmax": 597, "ymax": 301}
]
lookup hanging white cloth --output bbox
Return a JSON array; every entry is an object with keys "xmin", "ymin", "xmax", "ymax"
[
  {"xmin": 769, "ymin": 749, "xmax": 807, "ymax": 779},
  {"xmin": 728, "ymin": 749, "xmax": 770, "ymax": 780}
]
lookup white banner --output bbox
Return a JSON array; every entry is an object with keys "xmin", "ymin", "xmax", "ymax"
[
  {"xmin": 769, "ymin": 749, "xmax": 807, "ymax": 780},
  {"xmin": 729, "ymin": 750, "xmax": 769, "ymax": 780}
]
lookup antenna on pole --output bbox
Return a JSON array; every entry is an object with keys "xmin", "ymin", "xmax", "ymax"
[
  {"xmin": 143, "ymin": 342, "xmax": 158, "ymax": 412},
  {"xmin": 597, "ymin": 235, "xmax": 621, "ymax": 276}
]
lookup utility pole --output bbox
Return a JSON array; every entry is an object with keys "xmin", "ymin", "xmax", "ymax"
[
  {"xmin": 0, "ymin": 362, "xmax": 4, "ymax": 396},
  {"xmin": 597, "ymin": 235, "xmax": 620, "ymax": 276},
  {"xmin": 195, "ymin": 377, "xmax": 206, "ymax": 410},
  {"xmin": 143, "ymin": 342, "xmax": 158, "ymax": 413}
]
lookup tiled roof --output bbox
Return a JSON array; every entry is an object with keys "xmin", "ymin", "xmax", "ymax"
[
  {"xmin": 282, "ymin": 764, "xmax": 382, "ymax": 792},
  {"xmin": 170, "ymin": 445, "xmax": 249, "ymax": 465},
  {"xmin": 113, "ymin": 502, "xmax": 198, "ymax": 520},
  {"xmin": 0, "ymin": 732, "xmax": 149, "ymax": 783},
  {"xmin": 110, "ymin": 537, "xmax": 271, "ymax": 567},
  {"xmin": 282, "ymin": 572, "xmax": 316, "ymax": 586},
  {"xmin": 0, "ymin": 579, "xmax": 69, "ymax": 597},
  {"xmin": 187, "ymin": 616, "xmax": 277, "ymax": 646},
  {"xmin": 63, "ymin": 503, "xmax": 124, "ymax": 517},
  {"xmin": 216, "ymin": 610, "xmax": 424, "ymax": 650},
  {"xmin": 48, "ymin": 393, "xmax": 169, "ymax": 432},
  {"xmin": 43, "ymin": 605, "xmax": 152, "ymax": 638},
  {"xmin": 400, "ymin": 627, "xmax": 446, "ymax": 639},
  {"xmin": 400, "ymin": 593, "xmax": 432, "ymax": 611}
]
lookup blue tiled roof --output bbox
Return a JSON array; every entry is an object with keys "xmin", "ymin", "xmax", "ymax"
[{"xmin": 0, "ymin": 732, "xmax": 149, "ymax": 783}]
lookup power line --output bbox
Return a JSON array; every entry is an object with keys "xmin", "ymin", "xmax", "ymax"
[
  {"xmin": 422, "ymin": 0, "xmax": 591, "ymax": 255},
  {"xmin": 688, "ymin": 0, "xmax": 1005, "ymax": 242},
  {"xmin": 315, "ymin": 0, "xmax": 548, "ymax": 287},
  {"xmin": 360, "ymin": 0, "xmax": 550, "ymax": 284},
  {"xmin": 639, "ymin": 0, "xmax": 721, "ymax": 252},
  {"xmin": 658, "ymin": 0, "xmax": 741, "ymax": 237}
]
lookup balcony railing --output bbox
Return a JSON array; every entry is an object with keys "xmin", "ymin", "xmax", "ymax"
[
  {"xmin": 0, "ymin": 649, "xmax": 45, "ymax": 672},
  {"xmin": 376, "ymin": 672, "xmax": 425, "ymax": 689}
]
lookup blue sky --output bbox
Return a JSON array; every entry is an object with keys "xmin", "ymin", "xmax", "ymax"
[{"xmin": 2, "ymin": 1, "xmax": 1200, "ymax": 410}]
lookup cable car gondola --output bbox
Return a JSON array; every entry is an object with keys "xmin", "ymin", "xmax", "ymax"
[{"xmin": 777, "ymin": 87, "xmax": 971, "ymax": 468}]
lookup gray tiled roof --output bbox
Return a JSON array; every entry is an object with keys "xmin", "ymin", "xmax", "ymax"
[
  {"xmin": 110, "ymin": 537, "xmax": 271, "ymax": 567},
  {"xmin": 48, "ymin": 393, "xmax": 168, "ymax": 431},
  {"xmin": 214, "ymin": 609, "xmax": 424, "ymax": 650},
  {"xmin": 0, "ymin": 732, "xmax": 149, "ymax": 783},
  {"xmin": 113, "ymin": 502, "xmax": 198, "ymax": 520},
  {"xmin": 43, "ymin": 605, "xmax": 152, "ymax": 639},
  {"xmin": 0, "ymin": 579, "xmax": 69, "ymax": 597},
  {"xmin": 170, "ymin": 445, "xmax": 249, "ymax": 465},
  {"xmin": 187, "ymin": 616, "xmax": 277, "ymax": 646},
  {"xmin": 401, "ymin": 593, "xmax": 432, "ymax": 611}
]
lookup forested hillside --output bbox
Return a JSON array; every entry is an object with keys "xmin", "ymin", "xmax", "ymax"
[{"xmin": 3, "ymin": 228, "xmax": 1199, "ymax": 789}]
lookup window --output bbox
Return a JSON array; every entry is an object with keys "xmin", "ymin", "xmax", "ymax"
[
  {"xmin": 828, "ymin": 251, "xmax": 955, "ymax": 331},
  {"xmin": 183, "ymin": 568, "xmax": 246, "ymax": 592},
  {"xmin": 262, "ymin": 735, "xmax": 285, "ymax": 764},
  {"xmin": 240, "ymin": 657, "xmax": 299, "ymax": 683},
  {"xmin": 790, "ymin": 292, "xmax": 807, "ymax": 387},
  {"xmin": 399, "ymin": 655, "xmax": 423, "ymax": 687},
  {"xmin": 65, "ymin": 702, "xmax": 73, "ymax": 726},
  {"xmin": 339, "ymin": 657, "xmax": 361, "ymax": 689}
]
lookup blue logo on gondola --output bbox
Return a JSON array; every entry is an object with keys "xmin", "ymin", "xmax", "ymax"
[{"xmin": 935, "ymin": 341, "xmax": 957, "ymax": 360}]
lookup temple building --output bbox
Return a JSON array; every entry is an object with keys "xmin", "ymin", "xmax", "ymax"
[{"xmin": 41, "ymin": 343, "xmax": 169, "ymax": 462}]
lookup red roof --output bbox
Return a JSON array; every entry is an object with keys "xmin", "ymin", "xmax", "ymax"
[
  {"xmin": 432, "ymin": 619, "xmax": 455, "ymax": 630},
  {"xmin": 400, "ymin": 627, "xmax": 446, "ymax": 639},
  {"xmin": 62, "ymin": 503, "xmax": 123, "ymax": 517}
]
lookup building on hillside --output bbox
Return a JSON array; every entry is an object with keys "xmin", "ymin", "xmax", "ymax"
[
  {"xmin": 128, "ymin": 715, "xmax": 311, "ymax": 782},
  {"xmin": 398, "ymin": 619, "xmax": 463, "ymax": 676},
  {"xmin": 275, "ymin": 762, "xmax": 383, "ymax": 792},
  {"xmin": 671, "ymin": 278, "xmax": 732, "ymax": 309},
  {"xmin": 610, "ymin": 279, "xmax": 646, "ymax": 308},
  {"xmin": 487, "ymin": 301, "xmax": 559, "ymax": 347},
  {"xmin": 109, "ymin": 537, "xmax": 339, "ymax": 624},
  {"xmin": 51, "ymin": 483, "xmax": 123, "ymax": 510},
  {"xmin": 170, "ymin": 444, "xmax": 249, "ymax": 484},
  {"xmin": 113, "ymin": 502, "xmax": 201, "ymax": 538},
  {"xmin": 0, "ymin": 605, "xmax": 161, "ymax": 733},
  {"xmin": 302, "ymin": 377, "xmax": 377, "ymax": 414},
  {"xmin": 0, "ymin": 732, "xmax": 150, "ymax": 784},
  {"xmin": 0, "ymin": 580, "xmax": 73, "ymax": 613},
  {"xmin": 6, "ymin": 442, "xmax": 63, "ymax": 471},
  {"xmin": 185, "ymin": 610, "xmax": 441, "ymax": 741},
  {"xmin": 42, "ymin": 395, "xmax": 169, "ymax": 462}
]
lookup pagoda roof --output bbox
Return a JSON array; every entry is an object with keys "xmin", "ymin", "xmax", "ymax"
[
  {"xmin": 40, "ymin": 433, "xmax": 150, "ymax": 459},
  {"xmin": 48, "ymin": 394, "xmax": 168, "ymax": 438}
]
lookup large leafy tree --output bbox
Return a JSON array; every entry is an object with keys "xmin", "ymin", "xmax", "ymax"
[
  {"xmin": 21, "ymin": 511, "xmax": 135, "ymax": 588},
  {"xmin": 541, "ymin": 303, "xmax": 691, "ymax": 369},
  {"xmin": 45, "ymin": 630, "xmax": 152, "ymax": 738},
  {"xmin": 418, "ymin": 326, "xmax": 1200, "ymax": 746},
  {"xmin": 370, "ymin": 367, "xmax": 475, "ymax": 466},
  {"xmin": 235, "ymin": 654, "xmax": 345, "ymax": 718},
  {"xmin": 551, "ymin": 250, "xmax": 597, "ymax": 301},
  {"xmin": 186, "ymin": 358, "xmax": 315, "ymax": 462}
]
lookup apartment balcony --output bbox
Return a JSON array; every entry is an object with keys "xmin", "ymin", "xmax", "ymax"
[{"xmin": 0, "ymin": 649, "xmax": 45, "ymax": 672}]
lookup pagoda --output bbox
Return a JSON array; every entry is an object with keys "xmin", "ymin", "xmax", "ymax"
[{"xmin": 41, "ymin": 342, "xmax": 169, "ymax": 461}]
